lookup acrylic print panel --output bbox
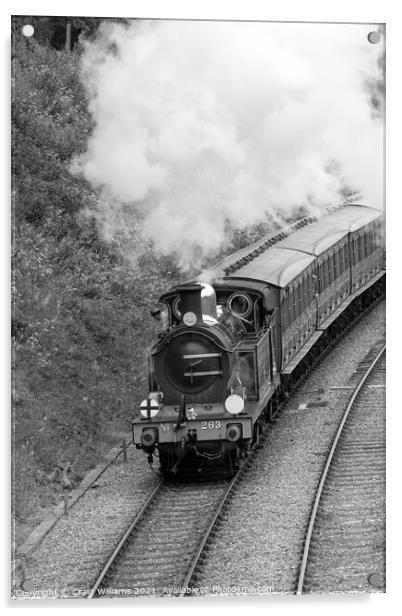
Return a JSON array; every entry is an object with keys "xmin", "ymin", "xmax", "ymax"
[{"xmin": 11, "ymin": 16, "xmax": 385, "ymax": 599}]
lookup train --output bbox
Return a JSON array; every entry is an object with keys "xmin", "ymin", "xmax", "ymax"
[{"xmin": 132, "ymin": 203, "xmax": 385, "ymax": 475}]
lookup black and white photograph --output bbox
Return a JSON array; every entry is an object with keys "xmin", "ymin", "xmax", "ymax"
[{"xmin": 10, "ymin": 8, "xmax": 387, "ymax": 603}]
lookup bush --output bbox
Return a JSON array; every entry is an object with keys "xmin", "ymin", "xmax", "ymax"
[{"xmin": 11, "ymin": 32, "xmax": 181, "ymax": 536}]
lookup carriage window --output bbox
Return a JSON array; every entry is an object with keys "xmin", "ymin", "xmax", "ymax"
[
  {"xmin": 358, "ymin": 235, "xmax": 364, "ymax": 261},
  {"xmin": 369, "ymin": 228, "xmax": 374, "ymax": 254},
  {"xmin": 374, "ymin": 222, "xmax": 380, "ymax": 249},
  {"xmin": 288, "ymin": 286, "xmax": 293, "ymax": 321},
  {"xmin": 281, "ymin": 292, "xmax": 287, "ymax": 328},
  {"xmin": 291, "ymin": 285, "xmax": 296, "ymax": 322},
  {"xmin": 298, "ymin": 281, "xmax": 303, "ymax": 314},
  {"xmin": 295, "ymin": 283, "xmax": 300, "ymax": 317},
  {"xmin": 289, "ymin": 286, "xmax": 292, "ymax": 317},
  {"xmin": 319, "ymin": 261, "xmax": 323, "ymax": 290},
  {"xmin": 284, "ymin": 293, "xmax": 288, "ymax": 328},
  {"xmin": 308, "ymin": 270, "xmax": 313, "ymax": 302},
  {"xmin": 366, "ymin": 227, "xmax": 372, "ymax": 256},
  {"xmin": 294, "ymin": 283, "xmax": 299, "ymax": 318}
]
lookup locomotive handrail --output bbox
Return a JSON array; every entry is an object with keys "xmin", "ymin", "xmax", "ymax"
[{"xmin": 296, "ymin": 343, "xmax": 386, "ymax": 595}]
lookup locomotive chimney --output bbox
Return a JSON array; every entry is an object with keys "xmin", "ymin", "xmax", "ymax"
[{"xmin": 176, "ymin": 283, "xmax": 203, "ymax": 326}]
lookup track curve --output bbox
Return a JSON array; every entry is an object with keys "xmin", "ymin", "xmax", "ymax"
[{"xmin": 296, "ymin": 342, "xmax": 385, "ymax": 594}]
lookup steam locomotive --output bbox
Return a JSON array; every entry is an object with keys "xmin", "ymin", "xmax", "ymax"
[{"xmin": 132, "ymin": 204, "xmax": 385, "ymax": 474}]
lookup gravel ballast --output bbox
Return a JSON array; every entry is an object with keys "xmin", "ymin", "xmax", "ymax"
[
  {"xmin": 19, "ymin": 446, "xmax": 160, "ymax": 598},
  {"xmin": 196, "ymin": 300, "xmax": 385, "ymax": 596}
]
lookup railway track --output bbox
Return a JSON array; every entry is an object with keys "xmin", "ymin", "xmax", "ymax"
[
  {"xmin": 88, "ymin": 435, "xmax": 273, "ymax": 598},
  {"xmin": 296, "ymin": 342, "xmax": 386, "ymax": 594},
  {"xmin": 88, "ymin": 471, "xmax": 236, "ymax": 598}
]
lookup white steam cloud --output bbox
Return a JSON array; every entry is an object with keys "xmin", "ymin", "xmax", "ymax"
[{"xmin": 73, "ymin": 20, "xmax": 384, "ymax": 270}]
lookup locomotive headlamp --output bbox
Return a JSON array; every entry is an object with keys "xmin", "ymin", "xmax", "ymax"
[{"xmin": 224, "ymin": 394, "xmax": 244, "ymax": 415}]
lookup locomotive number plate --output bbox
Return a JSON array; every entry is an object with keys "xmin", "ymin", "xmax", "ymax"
[{"xmin": 201, "ymin": 420, "xmax": 222, "ymax": 430}]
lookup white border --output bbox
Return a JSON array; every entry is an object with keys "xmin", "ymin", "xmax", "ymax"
[
  {"xmin": 2, "ymin": 1, "xmax": 400, "ymax": 614},
  {"xmin": 1, "ymin": 0, "xmax": 395, "ymax": 21}
]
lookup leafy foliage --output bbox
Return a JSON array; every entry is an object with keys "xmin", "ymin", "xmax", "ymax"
[{"xmin": 11, "ymin": 30, "xmax": 181, "ymax": 540}]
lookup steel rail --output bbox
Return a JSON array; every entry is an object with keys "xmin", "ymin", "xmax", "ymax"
[
  {"xmin": 295, "ymin": 343, "xmax": 386, "ymax": 595},
  {"xmin": 179, "ymin": 470, "xmax": 240, "ymax": 596},
  {"xmin": 179, "ymin": 437, "xmax": 265, "ymax": 598},
  {"xmin": 88, "ymin": 477, "xmax": 164, "ymax": 599}
]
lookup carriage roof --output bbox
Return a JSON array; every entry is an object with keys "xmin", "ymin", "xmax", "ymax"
[{"xmin": 204, "ymin": 204, "xmax": 383, "ymax": 289}]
